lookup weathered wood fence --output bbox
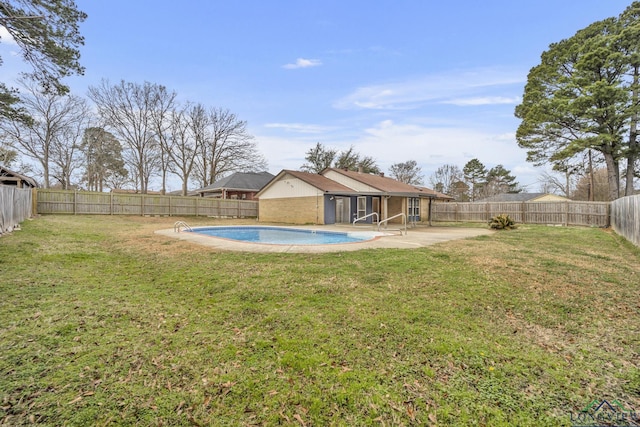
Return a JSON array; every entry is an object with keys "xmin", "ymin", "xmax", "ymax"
[
  {"xmin": 611, "ymin": 195, "xmax": 640, "ymax": 247},
  {"xmin": 431, "ymin": 201, "xmax": 610, "ymax": 227},
  {"xmin": 0, "ymin": 186, "xmax": 33, "ymax": 235},
  {"xmin": 36, "ymin": 189, "xmax": 258, "ymax": 218}
]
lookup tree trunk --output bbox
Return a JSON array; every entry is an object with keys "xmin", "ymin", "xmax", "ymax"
[
  {"xmin": 603, "ymin": 151, "xmax": 619, "ymax": 201},
  {"xmin": 626, "ymin": 65, "xmax": 639, "ymax": 196}
]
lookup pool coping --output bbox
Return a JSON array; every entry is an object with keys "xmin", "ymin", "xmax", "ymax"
[{"xmin": 155, "ymin": 224, "xmax": 494, "ymax": 253}]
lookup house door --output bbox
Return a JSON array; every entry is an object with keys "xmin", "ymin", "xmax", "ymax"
[{"xmin": 335, "ymin": 197, "xmax": 351, "ymax": 223}]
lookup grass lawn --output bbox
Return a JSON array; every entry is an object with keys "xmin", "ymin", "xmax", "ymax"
[{"xmin": 1, "ymin": 215, "xmax": 639, "ymax": 426}]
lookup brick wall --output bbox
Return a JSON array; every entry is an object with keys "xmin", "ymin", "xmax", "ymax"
[
  {"xmin": 259, "ymin": 196, "xmax": 325, "ymax": 224},
  {"xmin": 387, "ymin": 197, "xmax": 405, "ymax": 223}
]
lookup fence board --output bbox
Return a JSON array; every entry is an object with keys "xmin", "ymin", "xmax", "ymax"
[
  {"xmin": 36, "ymin": 189, "xmax": 258, "ymax": 218},
  {"xmin": 611, "ymin": 195, "xmax": 640, "ymax": 247},
  {"xmin": 0, "ymin": 186, "xmax": 32, "ymax": 234},
  {"xmin": 431, "ymin": 201, "xmax": 610, "ymax": 227}
]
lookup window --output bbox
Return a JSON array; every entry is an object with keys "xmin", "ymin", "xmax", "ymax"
[
  {"xmin": 408, "ymin": 198, "xmax": 420, "ymax": 221},
  {"xmin": 357, "ymin": 196, "xmax": 367, "ymax": 220}
]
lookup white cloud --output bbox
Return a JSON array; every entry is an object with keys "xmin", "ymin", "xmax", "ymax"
[
  {"xmin": 349, "ymin": 120, "xmax": 539, "ymax": 187},
  {"xmin": 283, "ymin": 58, "xmax": 322, "ymax": 69},
  {"xmin": 264, "ymin": 122, "xmax": 333, "ymax": 134},
  {"xmin": 443, "ymin": 96, "xmax": 521, "ymax": 106},
  {"xmin": 333, "ymin": 68, "xmax": 525, "ymax": 110},
  {"xmin": 254, "ymin": 118, "xmax": 542, "ymax": 188}
]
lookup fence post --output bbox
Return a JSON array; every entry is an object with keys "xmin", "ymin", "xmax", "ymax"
[
  {"xmin": 74, "ymin": 190, "xmax": 77, "ymax": 215},
  {"xmin": 32, "ymin": 188, "xmax": 38, "ymax": 216},
  {"xmin": 110, "ymin": 191, "xmax": 113, "ymax": 215}
]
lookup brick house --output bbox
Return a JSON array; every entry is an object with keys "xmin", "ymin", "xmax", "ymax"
[{"xmin": 257, "ymin": 168, "xmax": 451, "ymax": 225}]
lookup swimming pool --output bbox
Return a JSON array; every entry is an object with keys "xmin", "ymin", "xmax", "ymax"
[{"xmin": 189, "ymin": 226, "xmax": 377, "ymax": 245}]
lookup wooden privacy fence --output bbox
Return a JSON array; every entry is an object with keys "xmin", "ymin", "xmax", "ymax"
[
  {"xmin": 611, "ymin": 195, "xmax": 640, "ymax": 247},
  {"xmin": 36, "ymin": 189, "xmax": 259, "ymax": 218},
  {"xmin": 0, "ymin": 186, "xmax": 33, "ymax": 235},
  {"xmin": 431, "ymin": 201, "xmax": 610, "ymax": 227}
]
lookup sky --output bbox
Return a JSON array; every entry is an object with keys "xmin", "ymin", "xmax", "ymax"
[{"xmin": 0, "ymin": 1, "xmax": 636, "ymax": 192}]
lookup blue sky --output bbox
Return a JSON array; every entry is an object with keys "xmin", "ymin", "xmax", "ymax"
[{"xmin": 1, "ymin": 1, "xmax": 635, "ymax": 191}]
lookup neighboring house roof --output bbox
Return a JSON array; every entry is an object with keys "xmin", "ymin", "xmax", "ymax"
[
  {"xmin": 257, "ymin": 170, "xmax": 355, "ymax": 197},
  {"xmin": 322, "ymin": 168, "xmax": 437, "ymax": 197},
  {"xmin": 194, "ymin": 171, "xmax": 274, "ymax": 194},
  {"xmin": 476, "ymin": 193, "xmax": 569, "ymax": 202},
  {"xmin": 0, "ymin": 165, "xmax": 38, "ymax": 188}
]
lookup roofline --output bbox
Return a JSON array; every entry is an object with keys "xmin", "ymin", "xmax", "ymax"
[
  {"xmin": 195, "ymin": 187, "xmax": 261, "ymax": 193},
  {"xmin": 255, "ymin": 170, "xmax": 288, "ymax": 197},
  {"xmin": 323, "ymin": 168, "xmax": 437, "ymax": 196},
  {"xmin": 256, "ymin": 169, "xmax": 441, "ymax": 198}
]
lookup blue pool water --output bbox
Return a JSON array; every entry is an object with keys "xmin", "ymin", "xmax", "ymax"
[{"xmin": 190, "ymin": 226, "xmax": 374, "ymax": 245}]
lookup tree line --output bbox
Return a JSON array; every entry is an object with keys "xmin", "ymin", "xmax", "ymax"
[
  {"xmin": 4, "ymin": 1, "xmax": 639, "ymax": 199},
  {"xmin": 299, "ymin": 144, "xmax": 522, "ymax": 201},
  {"xmin": 428, "ymin": 159, "xmax": 520, "ymax": 201},
  {"xmin": 0, "ymin": 78, "xmax": 267, "ymax": 194}
]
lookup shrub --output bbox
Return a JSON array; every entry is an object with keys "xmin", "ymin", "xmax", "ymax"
[{"xmin": 489, "ymin": 214, "xmax": 516, "ymax": 230}]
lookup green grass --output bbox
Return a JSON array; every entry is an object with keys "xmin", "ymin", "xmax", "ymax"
[{"xmin": 1, "ymin": 216, "xmax": 639, "ymax": 426}]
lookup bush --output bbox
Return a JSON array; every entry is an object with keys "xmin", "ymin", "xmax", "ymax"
[{"xmin": 489, "ymin": 214, "xmax": 516, "ymax": 230}]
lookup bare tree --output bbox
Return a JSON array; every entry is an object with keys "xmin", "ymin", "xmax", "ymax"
[
  {"xmin": 193, "ymin": 107, "xmax": 267, "ymax": 186},
  {"xmin": 167, "ymin": 104, "xmax": 200, "ymax": 195},
  {"xmin": 50, "ymin": 104, "xmax": 91, "ymax": 189},
  {"xmin": 88, "ymin": 80, "xmax": 167, "ymax": 193},
  {"xmin": 188, "ymin": 103, "xmax": 211, "ymax": 187},
  {"xmin": 0, "ymin": 77, "xmax": 89, "ymax": 188},
  {"xmin": 572, "ymin": 168, "xmax": 611, "ymax": 201},
  {"xmin": 429, "ymin": 164, "xmax": 463, "ymax": 197},
  {"xmin": 389, "ymin": 160, "xmax": 423, "ymax": 185},
  {"xmin": 149, "ymin": 85, "xmax": 177, "ymax": 194}
]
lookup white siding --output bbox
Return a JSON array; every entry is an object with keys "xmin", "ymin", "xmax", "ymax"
[
  {"xmin": 258, "ymin": 174, "xmax": 322, "ymax": 199},
  {"xmin": 323, "ymin": 170, "xmax": 379, "ymax": 192}
]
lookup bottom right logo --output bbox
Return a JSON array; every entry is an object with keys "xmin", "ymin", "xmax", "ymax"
[{"xmin": 570, "ymin": 399, "xmax": 639, "ymax": 427}]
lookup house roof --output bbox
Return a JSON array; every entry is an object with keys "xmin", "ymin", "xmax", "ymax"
[
  {"xmin": 476, "ymin": 193, "xmax": 566, "ymax": 202},
  {"xmin": 258, "ymin": 170, "xmax": 355, "ymax": 196},
  {"xmin": 0, "ymin": 165, "xmax": 38, "ymax": 188},
  {"xmin": 194, "ymin": 171, "xmax": 274, "ymax": 194},
  {"xmin": 258, "ymin": 168, "xmax": 450, "ymax": 199},
  {"xmin": 322, "ymin": 168, "xmax": 437, "ymax": 197}
]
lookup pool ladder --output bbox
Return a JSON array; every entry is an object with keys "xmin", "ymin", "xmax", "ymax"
[
  {"xmin": 174, "ymin": 221, "xmax": 192, "ymax": 232},
  {"xmin": 378, "ymin": 213, "xmax": 407, "ymax": 235}
]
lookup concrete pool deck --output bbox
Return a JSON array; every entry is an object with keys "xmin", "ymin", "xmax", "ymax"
[{"xmin": 155, "ymin": 224, "xmax": 494, "ymax": 253}]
